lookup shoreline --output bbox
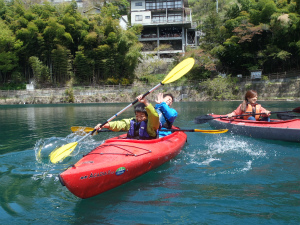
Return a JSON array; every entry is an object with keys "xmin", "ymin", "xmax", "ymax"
[
  {"xmin": 1, "ymin": 95, "xmax": 299, "ymax": 105},
  {"xmin": 1, "ymin": 80, "xmax": 300, "ymax": 105}
]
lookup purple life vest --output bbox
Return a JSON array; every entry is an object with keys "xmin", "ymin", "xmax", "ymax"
[{"xmin": 127, "ymin": 119, "xmax": 156, "ymax": 140}]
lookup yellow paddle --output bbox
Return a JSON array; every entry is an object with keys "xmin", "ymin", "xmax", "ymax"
[
  {"xmin": 71, "ymin": 126, "xmax": 228, "ymax": 134},
  {"xmin": 49, "ymin": 58, "xmax": 195, "ymax": 163}
]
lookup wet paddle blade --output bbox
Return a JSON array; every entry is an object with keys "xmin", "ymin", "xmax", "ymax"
[
  {"xmin": 49, "ymin": 142, "xmax": 78, "ymax": 163},
  {"xmin": 71, "ymin": 126, "xmax": 94, "ymax": 134},
  {"xmin": 71, "ymin": 126, "xmax": 113, "ymax": 135},
  {"xmin": 194, "ymin": 115, "xmax": 214, "ymax": 124},
  {"xmin": 161, "ymin": 58, "xmax": 195, "ymax": 84},
  {"xmin": 194, "ymin": 129, "xmax": 228, "ymax": 133}
]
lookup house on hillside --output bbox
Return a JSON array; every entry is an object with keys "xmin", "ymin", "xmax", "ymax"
[{"xmin": 129, "ymin": 0, "xmax": 198, "ymax": 58}]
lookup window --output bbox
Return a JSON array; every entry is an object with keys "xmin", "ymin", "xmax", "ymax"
[
  {"xmin": 135, "ymin": 2, "xmax": 142, "ymax": 6},
  {"xmin": 175, "ymin": 0, "xmax": 181, "ymax": 8},
  {"xmin": 167, "ymin": 0, "xmax": 175, "ymax": 9},
  {"xmin": 152, "ymin": 14, "xmax": 167, "ymax": 23},
  {"xmin": 135, "ymin": 15, "xmax": 143, "ymax": 21},
  {"xmin": 168, "ymin": 13, "xmax": 182, "ymax": 22},
  {"xmin": 145, "ymin": 16, "xmax": 150, "ymax": 19},
  {"xmin": 146, "ymin": 0, "xmax": 156, "ymax": 10},
  {"xmin": 157, "ymin": 0, "xmax": 166, "ymax": 9}
]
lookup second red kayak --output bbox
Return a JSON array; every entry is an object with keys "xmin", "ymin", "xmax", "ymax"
[
  {"xmin": 208, "ymin": 114, "xmax": 300, "ymax": 142},
  {"xmin": 59, "ymin": 129, "xmax": 187, "ymax": 199}
]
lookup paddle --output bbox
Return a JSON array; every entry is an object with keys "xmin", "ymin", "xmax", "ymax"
[
  {"xmin": 194, "ymin": 106, "xmax": 300, "ymax": 124},
  {"xmin": 276, "ymin": 112, "xmax": 299, "ymax": 120},
  {"xmin": 49, "ymin": 58, "xmax": 195, "ymax": 163},
  {"xmin": 71, "ymin": 126, "xmax": 228, "ymax": 134}
]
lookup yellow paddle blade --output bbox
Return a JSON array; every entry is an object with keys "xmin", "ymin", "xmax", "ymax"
[
  {"xmin": 194, "ymin": 129, "xmax": 228, "ymax": 134},
  {"xmin": 49, "ymin": 142, "xmax": 78, "ymax": 163},
  {"xmin": 162, "ymin": 58, "xmax": 195, "ymax": 84},
  {"xmin": 71, "ymin": 126, "xmax": 94, "ymax": 134}
]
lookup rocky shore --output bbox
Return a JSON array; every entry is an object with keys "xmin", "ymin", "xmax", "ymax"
[{"xmin": 1, "ymin": 80, "xmax": 300, "ymax": 105}]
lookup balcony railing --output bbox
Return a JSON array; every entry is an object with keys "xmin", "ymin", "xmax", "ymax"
[{"xmin": 140, "ymin": 33, "xmax": 182, "ymax": 38}]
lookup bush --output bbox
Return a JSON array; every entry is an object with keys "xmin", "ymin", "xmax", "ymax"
[
  {"xmin": 0, "ymin": 83, "xmax": 26, "ymax": 90},
  {"xmin": 64, "ymin": 78, "xmax": 74, "ymax": 103},
  {"xmin": 120, "ymin": 78, "xmax": 130, "ymax": 85},
  {"xmin": 65, "ymin": 88, "xmax": 74, "ymax": 103},
  {"xmin": 200, "ymin": 76, "xmax": 238, "ymax": 100},
  {"xmin": 105, "ymin": 77, "xmax": 119, "ymax": 85},
  {"xmin": 262, "ymin": 75, "xmax": 269, "ymax": 81}
]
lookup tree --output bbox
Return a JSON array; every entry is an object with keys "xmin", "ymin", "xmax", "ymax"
[
  {"xmin": 0, "ymin": 19, "xmax": 22, "ymax": 83},
  {"xmin": 28, "ymin": 56, "xmax": 50, "ymax": 86}
]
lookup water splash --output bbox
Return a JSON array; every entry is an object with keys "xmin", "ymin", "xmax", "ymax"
[
  {"xmin": 180, "ymin": 135, "xmax": 267, "ymax": 176},
  {"xmin": 34, "ymin": 132, "xmax": 103, "ymax": 165}
]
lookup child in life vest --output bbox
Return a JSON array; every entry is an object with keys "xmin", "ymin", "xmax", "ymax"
[
  {"xmin": 227, "ymin": 90, "xmax": 271, "ymax": 121},
  {"xmin": 155, "ymin": 93, "xmax": 178, "ymax": 137},
  {"xmin": 94, "ymin": 95, "xmax": 160, "ymax": 139}
]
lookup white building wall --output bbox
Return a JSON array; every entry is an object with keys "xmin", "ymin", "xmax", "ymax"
[
  {"xmin": 119, "ymin": 15, "xmax": 128, "ymax": 30},
  {"xmin": 131, "ymin": 11, "xmax": 151, "ymax": 24}
]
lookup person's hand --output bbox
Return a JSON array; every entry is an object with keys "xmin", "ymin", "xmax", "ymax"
[
  {"xmin": 137, "ymin": 94, "xmax": 149, "ymax": 106},
  {"xmin": 227, "ymin": 113, "xmax": 234, "ymax": 118},
  {"xmin": 94, "ymin": 123, "xmax": 110, "ymax": 130},
  {"xmin": 264, "ymin": 110, "xmax": 271, "ymax": 116},
  {"xmin": 155, "ymin": 93, "xmax": 164, "ymax": 104}
]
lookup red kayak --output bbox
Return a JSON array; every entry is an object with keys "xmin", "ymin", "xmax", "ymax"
[
  {"xmin": 59, "ymin": 129, "xmax": 187, "ymax": 199},
  {"xmin": 208, "ymin": 114, "xmax": 300, "ymax": 142}
]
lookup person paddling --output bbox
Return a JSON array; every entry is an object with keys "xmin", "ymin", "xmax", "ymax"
[
  {"xmin": 227, "ymin": 90, "xmax": 271, "ymax": 122},
  {"xmin": 155, "ymin": 93, "xmax": 178, "ymax": 137},
  {"xmin": 94, "ymin": 95, "xmax": 160, "ymax": 139}
]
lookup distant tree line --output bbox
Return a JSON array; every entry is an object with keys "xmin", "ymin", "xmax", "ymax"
[
  {"xmin": 187, "ymin": 0, "xmax": 300, "ymax": 77},
  {"xmin": 1, "ymin": 0, "xmax": 300, "ymax": 88},
  {"xmin": 0, "ymin": 0, "xmax": 142, "ymax": 88}
]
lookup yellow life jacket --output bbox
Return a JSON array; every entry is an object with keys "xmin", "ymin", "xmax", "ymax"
[{"xmin": 243, "ymin": 104, "xmax": 261, "ymax": 120}]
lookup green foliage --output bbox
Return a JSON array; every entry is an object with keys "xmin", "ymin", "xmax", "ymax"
[
  {"xmin": 73, "ymin": 51, "xmax": 92, "ymax": 84},
  {"xmin": 200, "ymin": 76, "xmax": 238, "ymax": 100},
  {"xmin": 179, "ymin": 49, "xmax": 218, "ymax": 80},
  {"xmin": 245, "ymin": 83, "xmax": 252, "ymax": 89},
  {"xmin": 193, "ymin": 0, "xmax": 300, "ymax": 76},
  {"xmin": 0, "ymin": 0, "xmax": 139, "ymax": 87},
  {"xmin": 139, "ymin": 74, "xmax": 165, "ymax": 84},
  {"xmin": 28, "ymin": 56, "xmax": 50, "ymax": 85},
  {"xmin": 0, "ymin": 83, "xmax": 26, "ymax": 90},
  {"xmin": 120, "ymin": 78, "xmax": 130, "ymax": 85},
  {"xmin": 135, "ymin": 59, "xmax": 168, "ymax": 82},
  {"xmin": 51, "ymin": 45, "xmax": 72, "ymax": 83},
  {"xmin": 1, "ymin": 0, "xmax": 300, "ymax": 87},
  {"xmin": 65, "ymin": 78, "xmax": 74, "ymax": 103},
  {"xmin": 262, "ymin": 75, "xmax": 269, "ymax": 81},
  {"xmin": 105, "ymin": 77, "xmax": 119, "ymax": 85}
]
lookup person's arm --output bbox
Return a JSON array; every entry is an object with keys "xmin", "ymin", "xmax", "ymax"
[
  {"xmin": 260, "ymin": 106, "xmax": 271, "ymax": 117},
  {"xmin": 145, "ymin": 103, "xmax": 160, "ymax": 137},
  {"xmin": 107, "ymin": 118, "xmax": 133, "ymax": 132},
  {"xmin": 156, "ymin": 102, "xmax": 177, "ymax": 123},
  {"xmin": 227, "ymin": 104, "xmax": 243, "ymax": 118},
  {"xmin": 95, "ymin": 118, "xmax": 133, "ymax": 132}
]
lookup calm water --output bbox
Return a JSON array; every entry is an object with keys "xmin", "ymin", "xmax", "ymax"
[{"xmin": 0, "ymin": 101, "xmax": 299, "ymax": 225}]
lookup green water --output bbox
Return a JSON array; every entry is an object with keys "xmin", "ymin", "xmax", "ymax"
[{"xmin": 0, "ymin": 101, "xmax": 299, "ymax": 225}]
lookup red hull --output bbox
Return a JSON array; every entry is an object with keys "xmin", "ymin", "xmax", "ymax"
[
  {"xmin": 59, "ymin": 130, "xmax": 187, "ymax": 199},
  {"xmin": 209, "ymin": 115, "xmax": 300, "ymax": 142}
]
